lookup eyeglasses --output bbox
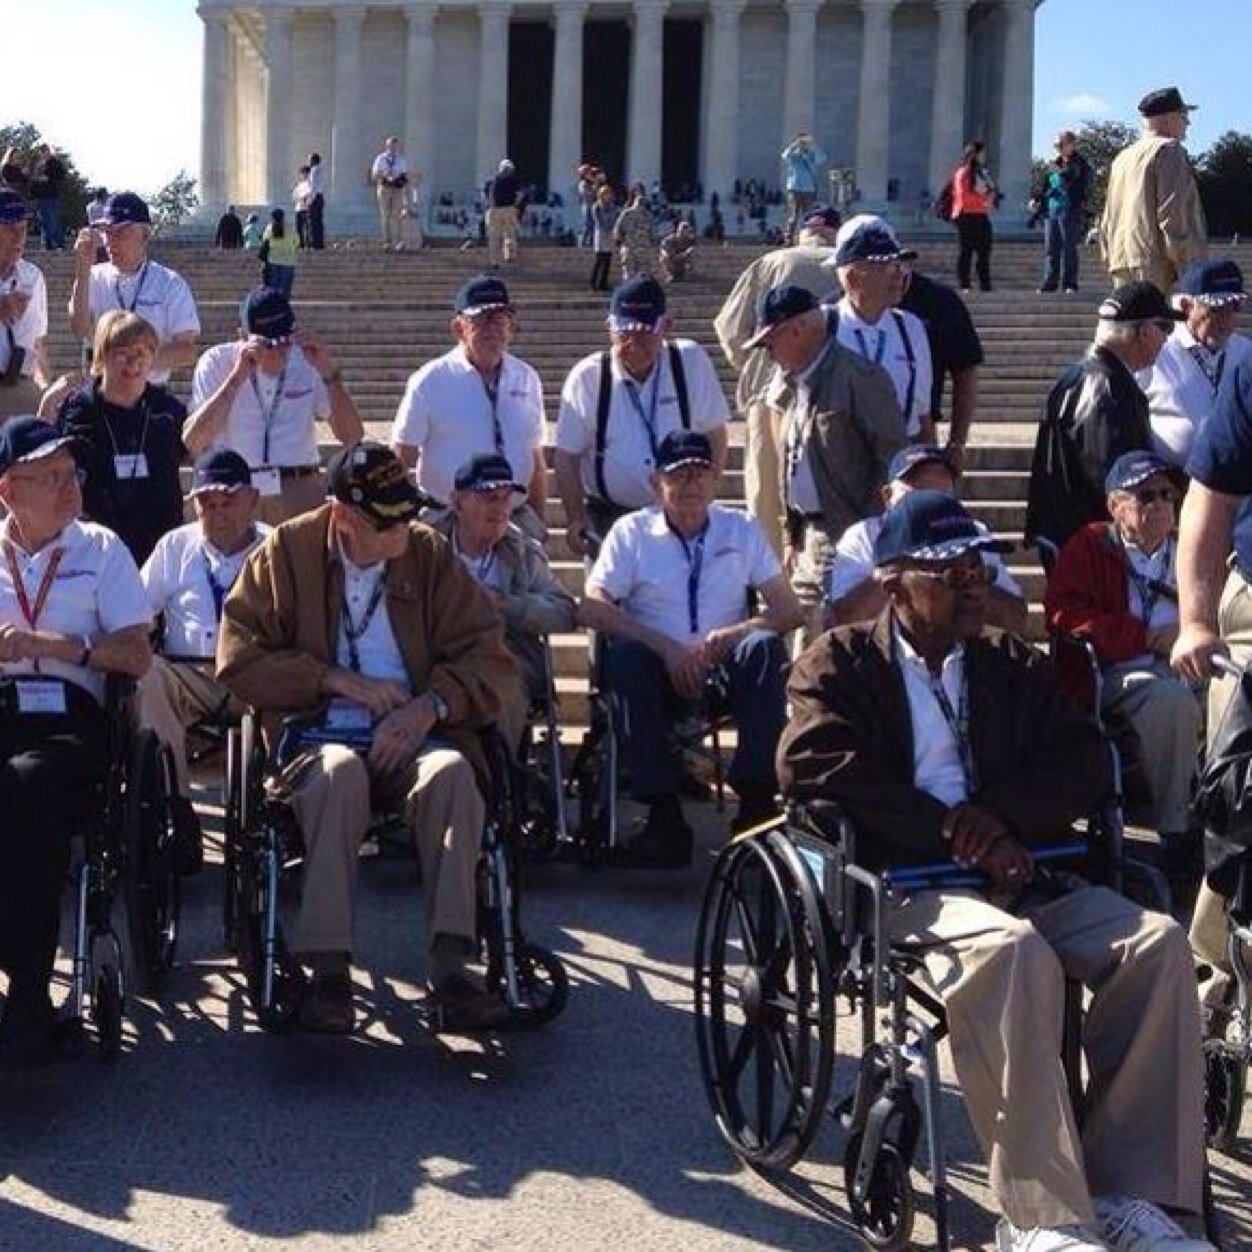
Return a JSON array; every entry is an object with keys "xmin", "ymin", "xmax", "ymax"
[
  {"xmin": 1129, "ymin": 487, "xmax": 1179, "ymax": 507},
  {"xmin": 9, "ymin": 466, "xmax": 86, "ymax": 490},
  {"xmin": 906, "ymin": 561, "xmax": 994, "ymax": 589}
]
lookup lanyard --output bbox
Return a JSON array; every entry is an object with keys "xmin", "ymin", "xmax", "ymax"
[
  {"xmin": 101, "ymin": 398, "xmax": 152, "ymax": 479},
  {"xmin": 200, "ymin": 545, "xmax": 250, "ymax": 622},
  {"xmin": 341, "ymin": 569, "xmax": 387, "ymax": 673},
  {"xmin": 453, "ymin": 530, "xmax": 498, "ymax": 585},
  {"xmin": 5, "ymin": 543, "xmax": 64, "ymax": 672},
  {"xmin": 1120, "ymin": 534, "xmax": 1174, "ymax": 626},
  {"xmin": 2, "ymin": 273, "xmax": 17, "ymax": 357},
  {"xmin": 250, "ymin": 358, "xmax": 289, "ymax": 464},
  {"xmin": 927, "ymin": 668, "xmax": 978, "ymax": 794},
  {"xmin": 623, "ymin": 363, "xmax": 663, "ymax": 460},
  {"xmin": 853, "ymin": 327, "xmax": 887, "ymax": 366},
  {"xmin": 480, "ymin": 371, "xmax": 506, "ymax": 458},
  {"xmin": 1188, "ymin": 344, "xmax": 1226, "ymax": 394},
  {"xmin": 114, "ymin": 261, "xmax": 150, "ymax": 313},
  {"xmin": 668, "ymin": 519, "xmax": 709, "ymax": 636},
  {"xmin": 784, "ymin": 383, "xmax": 812, "ymax": 488}
]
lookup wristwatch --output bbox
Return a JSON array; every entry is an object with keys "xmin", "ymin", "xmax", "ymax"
[{"xmin": 426, "ymin": 690, "xmax": 450, "ymax": 724}]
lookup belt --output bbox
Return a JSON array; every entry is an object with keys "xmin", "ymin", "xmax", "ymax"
[{"xmin": 277, "ymin": 465, "xmax": 322, "ymax": 479}]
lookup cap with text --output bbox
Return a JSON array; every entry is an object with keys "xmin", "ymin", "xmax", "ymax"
[
  {"xmin": 744, "ymin": 283, "xmax": 821, "ymax": 350},
  {"xmin": 656, "ymin": 430, "xmax": 714, "ymax": 474},
  {"xmin": 0, "ymin": 416, "xmax": 75, "ymax": 478},
  {"xmin": 873, "ymin": 490, "xmax": 1012, "ymax": 568},
  {"xmin": 833, "ymin": 215, "xmax": 917, "ymax": 268},
  {"xmin": 608, "ymin": 275, "xmax": 667, "ymax": 334},
  {"xmin": 1104, "ymin": 451, "xmax": 1177, "ymax": 496},
  {"xmin": 101, "ymin": 192, "xmax": 151, "ymax": 227},
  {"xmin": 1097, "ymin": 281, "xmax": 1185, "ymax": 323},
  {"xmin": 453, "ymin": 452, "xmax": 526, "ymax": 495},
  {"xmin": 1180, "ymin": 259, "xmax": 1246, "ymax": 307},
  {"xmin": 327, "ymin": 441, "xmax": 423, "ymax": 529},
  {"xmin": 454, "ymin": 274, "xmax": 513, "ymax": 317},
  {"xmin": 191, "ymin": 449, "xmax": 253, "ymax": 495}
]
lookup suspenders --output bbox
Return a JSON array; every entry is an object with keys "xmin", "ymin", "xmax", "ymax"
[{"xmin": 827, "ymin": 306, "xmax": 918, "ymax": 420}]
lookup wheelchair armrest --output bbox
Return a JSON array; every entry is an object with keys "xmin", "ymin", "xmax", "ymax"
[{"xmin": 793, "ymin": 798, "xmax": 854, "ymax": 850}]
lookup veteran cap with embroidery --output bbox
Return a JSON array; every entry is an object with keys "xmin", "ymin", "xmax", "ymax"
[
  {"xmin": 1138, "ymin": 86, "xmax": 1196, "ymax": 117},
  {"xmin": 887, "ymin": 444, "xmax": 959, "ymax": 484},
  {"xmin": 608, "ymin": 275, "xmax": 667, "ymax": 333},
  {"xmin": 101, "ymin": 191, "xmax": 152, "ymax": 227},
  {"xmin": 191, "ymin": 448, "xmax": 253, "ymax": 495},
  {"xmin": 454, "ymin": 274, "xmax": 513, "ymax": 316},
  {"xmin": 0, "ymin": 416, "xmax": 75, "ymax": 478},
  {"xmin": 1180, "ymin": 259, "xmax": 1246, "ymax": 307},
  {"xmin": 1097, "ymin": 281, "xmax": 1185, "ymax": 323},
  {"xmin": 328, "ymin": 441, "xmax": 423, "ymax": 529},
  {"xmin": 743, "ymin": 283, "xmax": 822, "ymax": 350},
  {"xmin": 832, "ymin": 213, "xmax": 918, "ymax": 268},
  {"xmin": 873, "ymin": 490, "xmax": 1012, "ymax": 568},
  {"xmin": 1104, "ymin": 450, "xmax": 1177, "ymax": 495},
  {"xmin": 453, "ymin": 452, "xmax": 526, "ymax": 494},
  {"xmin": 656, "ymin": 429, "xmax": 714, "ymax": 473}
]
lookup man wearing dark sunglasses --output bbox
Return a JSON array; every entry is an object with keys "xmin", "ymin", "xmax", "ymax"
[
  {"xmin": 216, "ymin": 441, "xmax": 519, "ymax": 1035},
  {"xmin": 1026, "ymin": 281, "xmax": 1183, "ymax": 557}
]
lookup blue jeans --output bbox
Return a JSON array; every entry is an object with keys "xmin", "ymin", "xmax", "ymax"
[
  {"xmin": 36, "ymin": 198, "xmax": 63, "ymax": 250},
  {"xmin": 1042, "ymin": 209, "xmax": 1083, "ymax": 290},
  {"xmin": 605, "ymin": 630, "xmax": 787, "ymax": 801},
  {"xmin": 262, "ymin": 263, "xmax": 295, "ymax": 297}
]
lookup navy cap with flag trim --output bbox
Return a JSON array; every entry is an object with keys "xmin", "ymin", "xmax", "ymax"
[
  {"xmin": 191, "ymin": 448, "xmax": 253, "ymax": 495},
  {"xmin": 834, "ymin": 220, "xmax": 918, "ymax": 269},
  {"xmin": 802, "ymin": 205, "xmax": 841, "ymax": 232},
  {"xmin": 887, "ymin": 444, "xmax": 959, "ymax": 484},
  {"xmin": 0, "ymin": 416, "xmax": 75, "ymax": 478},
  {"xmin": 0, "ymin": 189, "xmax": 31, "ymax": 226},
  {"xmin": 327, "ymin": 441, "xmax": 424, "ymax": 529},
  {"xmin": 1180, "ymin": 259, "xmax": 1246, "ymax": 307},
  {"xmin": 101, "ymin": 191, "xmax": 151, "ymax": 227},
  {"xmin": 239, "ymin": 287, "xmax": 296, "ymax": 340},
  {"xmin": 1097, "ymin": 281, "xmax": 1185, "ymax": 323},
  {"xmin": 873, "ymin": 490, "xmax": 1012, "ymax": 568},
  {"xmin": 454, "ymin": 274, "xmax": 513, "ymax": 316},
  {"xmin": 608, "ymin": 275, "xmax": 667, "ymax": 333},
  {"xmin": 1104, "ymin": 451, "xmax": 1176, "ymax": 496},
  {"xmin": 1138, "ymin": 86, "xmax": 1197, "ymax": 117},
  {"xmin": 453, "ymin": 452, "xmax": 526, "ymax": 494},
  {"xmin": 656, "ymin": 430, "xmax": 714, "ymax": 473},
  {"xmin": 744, "ymin": 284, "xmax": 821, "ymax": 350}
]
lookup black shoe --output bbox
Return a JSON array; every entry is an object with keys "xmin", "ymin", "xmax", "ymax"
[
  {"xmin": 425, "ymin": 973, "xmax": 511, "ymax": 1034},
  {"xmin": 611, "ymin": 800, "xmax": 694, "ymax": 870},
  {"xmin": 171, "ymin": 796, "xmax": 204, "ymax": 876},
  {"xmin": 1037, "ymin": 285, "xmax": 1058, "ymax": 293},
  {"xmin": 297, "ymin": 969, "xmax": 355, "ymax": 1034}
]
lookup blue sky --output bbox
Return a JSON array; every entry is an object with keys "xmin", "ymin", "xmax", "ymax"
[{"xmin": 1, "ymin": 0, "xmax": 1248, "ymax": 194}]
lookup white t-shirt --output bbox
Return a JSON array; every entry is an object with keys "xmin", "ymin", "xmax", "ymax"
[
  {"xmin": 833, "ymin": 298, "xmax": 932, "ymax": 438},
  {"xmin": 141, "ymin": 521, "xmax": 270, "ymax": 658},
  {"xmin": 333, "ymin": 550, "xmax": 410, "ymax": 688},
  {"xmin": 1139, "ymin": 326, "xmax": 1252, "ymax": 467},
  {"xmin": 894, "ymin": 624, "xmax": 968, "ymax": 808},
  {"xmin": 191, "ymin": 342, "xmax": 330, "ymax": 469},
  {"xmin": 1110, "ymin": 534, "xmax": 1179, "ymax": 673},
  {"xmin": 86, "ymin": 259, "xmax": 200, "ymax": 385},
  {"xmin": 587, "ymin": 504, "xmax": 780, "ymax": 643},
  {"xmin": 555, "ymin": 340, "xmax": 730, "ymax": 510},
  {"xmin": 777, "ymin": 338, "xmax": 834, "ymax": 515},
  {"xmin": 826, "ymin": 514, "xmax": 1021, "ymax": 603},
  {"xmin": 391, "ymin": 346, "xmax": 544, "ymax": 505},
  {"xmin": 0, "ymin": 259, "xmax": 48, "ymax": 376},
  {"xmin": 372, "ymin": 151, "xmax": 408, "ymax": 184},
  {"xmin": 0, "ymin": 518, "xmax": 151, "ymax": 703}
]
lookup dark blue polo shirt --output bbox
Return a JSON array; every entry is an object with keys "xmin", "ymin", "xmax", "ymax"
[{"xmin": 1186, "ymin": 363, "xmax": 1252, "ymax": 579}]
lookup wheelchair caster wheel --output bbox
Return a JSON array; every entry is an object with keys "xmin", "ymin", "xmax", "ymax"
[
  {"xmin": 1203, "ymin": 1038, "xmax": 1247, "ymax": 1151},
  {"xmin": 501, "ymin": 942, "xmax": 569, "ymax": 1027},
  {"xmin": 91, "ymin": 961, "xmax": 124, "ymax": 1061},
  {"xmin": 843, "ymin": 1134, "xmax": 915, "ymax": 1252},
  {"xmin": 253, "ymin": 947, "xmax": 305, "ymax": 1034}
]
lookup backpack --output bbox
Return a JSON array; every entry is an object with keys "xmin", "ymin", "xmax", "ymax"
[{"xmin": 933, "ymin": 177, "xmax": 955, "ymax": 222}]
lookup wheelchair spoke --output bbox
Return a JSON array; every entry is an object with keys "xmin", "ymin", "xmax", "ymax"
[
  {"xmin": 725, "ymin": 1019, "xmax": 759, "ymax": 1082},
  {"xmin": 729, "ymin": 887, "xmax": 762, "ymax": 965},
  {"xmin": 763, "ymin": 1018, "xmax": 795, "ymax": 1088},
  {"xmin": 754, "ymin": 1029, "xmax": 776, "ymax": 1139}
]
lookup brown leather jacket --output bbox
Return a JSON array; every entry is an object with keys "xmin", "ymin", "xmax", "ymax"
[
  {"xmin": 777, "ymin": 612, "xmax": 1111, "ymax": 868},
  {"xmin": 216, "ymin": 504, "xmax": 519, "ymax": 780}
]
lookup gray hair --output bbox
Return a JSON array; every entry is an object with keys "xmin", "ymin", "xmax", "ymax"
[{"xmin": 1094, "ymin": 319, "xmax": 1146, "ymax": 347}]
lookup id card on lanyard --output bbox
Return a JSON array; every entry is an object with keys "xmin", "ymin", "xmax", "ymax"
[
  {"xmin": 251, "ymin": 359, "xmax": 289, "ymax": 487},
  {"xmin": 669, "ymin": 520, "xmax": 708, "ymax": 636},
  {"xmin": 927, "ymin": 670, "xmax": 979, "ymax": 795},
  {"xmin": 4, "ymin": 543, "xmax": 65, "ymax": 674},
  {"xmin": 341, "ymin": 571, "xmax": 387, "ymax": 674},
  {"xmin": 114, "ymin": 262, "xmax": 150, "ymax": 313},
  {"xmin": 480, "ymin": 373, "xmax": 507, "ymax": 459},
  {"xmin": 623, "ymin": 361, "xmax": 664, "ymax": 462},
  {"xmin": 104, "ymin": 401, "xmax": 152, "ymax": 482}
]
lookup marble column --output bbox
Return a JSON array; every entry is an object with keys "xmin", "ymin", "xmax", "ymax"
[
  {"xmin": 928, "ymin": 0, "xmax": 971, "ymax": 197},
  {"xmin": 998, "ymin": 0, "xmax": 1037, "ymax": 220},
  {"xmin": 626, "ymin": 0, "xmax": 668, "ymax": 188},
  {"xmin": 199, "ymin": 7, "xmax": 231, "ymax": 209},
  {"xmin": 547, "ymin": 2, "xmax": 587, "ymax": 198},
  {"xmin": 406, "ymin": 5, "xmax": 438, "ymax": 189},
  {"xmin": 264, "ymin": 7, "xmax": 294, "ymax": 207},
  {"xmin": 704, "ymin": 0, "xmax": 746, "ymax": 206},
  {"xmin": 853, "ymin": 0, "xmax": 899, "ymax": 208},
  {"xmin": 332, "ymin": 6, "xmax": 366, "ymax": 210},
  {"xmin": 477, "ymin": 3, "xmax": 513, "ymax": 182},
  {"xmin": 780, "ymin": 0, "xmax": 821, "ymax": 147}
]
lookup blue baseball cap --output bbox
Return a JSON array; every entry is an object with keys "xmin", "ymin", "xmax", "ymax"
[
  {"xmin": 1180, "ymin": 258, "xmax": 1246, "ymax": 307},
  {"xmin": 101, "ymin": 191, "xmax": 151, "ymax": 227},
  {"xmin": 608, "ymin": 276, "xmax": 667, "ymax": 333},
  {"xmin": 455, "ymin": 275, "xmax": 513, "ymax": 316},
  {"xmin": 191, "ymin": 449, "xmax": 253, "ymax": 495},
  {"xmin": 453, "ymin": 452, "xmax": 526, "ymax": 494},
  {"xmin": 0, "ymin": 189, "xmax": 31, "ymax": 226},
  {"xmin": 656, "ymin": 430, "xmax": 714, "ymax": 473},
  {"xmin": 744, "ymin": 284, "xmax": 821, "ymax": 350},
  {"xmin": 1104, "ymin": 451, "xmax": 1176, "ymax": 495},
  {"xmin": 802, "ymin": 205, "xmax": 841, "ymax": 232},
  {"xmin": 239, "ymin": 287, "xmax": 296, "ymax": 340},
  {"xmin": 0, "ymin": 416, "xmax": 75, "ymax": 478},
  {"xmin": 873, "ymin": 491, "xmax": 1011, "ymax": 568},
  {"xmin": 887, "ymin": 444, "xmax": 959, "ymax": 484}
]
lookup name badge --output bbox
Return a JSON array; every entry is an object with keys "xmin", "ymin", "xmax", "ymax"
[
  {"xmin": 253, "ymin": 467, "xmax": 282, "ymax": 497},
  {"xmin": 114, "ymin": 453, "xmax": 150, "ymax": 480},
  {"xmin": 325, "ymin": 699, "xmax": 373, "ymax": 732},
  {"xmin": 16, "ymin": 679, "xmax": 68, "ymax": 715}
]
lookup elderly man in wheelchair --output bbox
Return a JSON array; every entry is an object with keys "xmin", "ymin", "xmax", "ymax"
[
  {"xmin": 778, "ymin": 491, "xmax": 1211, "ymax": 1252},
  {"xmin": 0, "ymin": 417, "xmax": 152, "ymax": 1068},
  {"xmin": 216, "ymin": 440, "xmax": 522, "ymax": 1035}
]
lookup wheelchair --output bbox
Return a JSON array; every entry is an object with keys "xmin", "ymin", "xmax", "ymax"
[
  {"xmin": 508, "ymin": 638, "xmax": 572, "ymax": 860},
  {"xmin": 693, "ymin": 791, "xmax": 1199, "ymax": 1251},
  {"xmin": 222, "ymin": 710, "xmax": 569, "ymax": 1033}
]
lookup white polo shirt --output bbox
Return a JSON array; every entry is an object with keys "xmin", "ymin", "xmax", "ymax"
[
  {"xmin": 587, "ymin": 503, "xmax": 780, "ymax": 643},
  {"xmin": 1139, "ymin": 326, "xmax": 1252, "ymax": 467},
  {"xmin": 141, "ymin": 521, "xmax": 270, "ymax": 659},
  {"xmin": 0, "ymin": 259, "xmax": 48, "ymax": 376},
  {"xmin": 833, "ymin": 298, "xmax": 932, "ymax": 438},
  {"xmin": 86, "ymin": 259, "xmax": 200, "ymax": 385},
  {"xmin": 893, "ymin": 623, "xmax": 969, "ymax": 808},
  {"xmin": 191, "ymin": 343, "xmax": 329, "ymax": 470},
  {"xmin": 827, "ymin": 515, "xmax": 1020, "ymax": 603},
  {"xmin": 555, "ymin": 339, "xmax": 730, "ymax": 510},
  {"xmin": 0, "ymin": 517, "xmax": 151, "ymax": 703},
  {"xmin": 391, "ymin": 346, "xmax": 545, "ymax": 505},
  {"xmin": 333, "ymin": 549, "xmax": 410, "ymax": 689}
]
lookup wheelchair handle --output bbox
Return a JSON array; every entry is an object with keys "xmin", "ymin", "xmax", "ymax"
[{"xmin": 1211, "ymin": 653, "xmax": 1244, "ymax": 680}]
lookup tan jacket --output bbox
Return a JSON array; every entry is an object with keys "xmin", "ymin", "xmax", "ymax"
[
  {"xmin": 1099, "ymin": 135, "xmax": 1207, "ymax": 280},
  {"xmin": 216, "ymin": 504, "xmax": 519, "ymax": 779}
]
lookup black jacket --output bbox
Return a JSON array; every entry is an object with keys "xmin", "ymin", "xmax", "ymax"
[
  {"xmin": 1024, "ymin": 346, "xmax": 1153, "ymax": 553},
  {"xmin": 1195, "ymin": 667, "xmax": 1252, "ymax": 899}
]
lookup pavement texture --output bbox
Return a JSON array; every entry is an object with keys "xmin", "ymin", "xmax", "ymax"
[{"xmin": 2, "ymin": 792, "xmax": 1251, "ymax": 1252}]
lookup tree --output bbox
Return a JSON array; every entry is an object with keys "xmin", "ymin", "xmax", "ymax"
[
  {"xmin": 1197, "ymin": 131, "xmax": 1252, "ymax": 237},
  {"xmin": 0, "ymin": 120, "xmax": 91, "ymax": 231},
  {"xmin": 1069, "ymin": 119, "xmax": 1138, "ymax": 217},
  {"xmin": 149, "ymin": 170, "xmax": 200, "ymax": 231}
]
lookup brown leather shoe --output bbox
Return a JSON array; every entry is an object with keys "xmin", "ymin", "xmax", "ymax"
[
  {"xmin": 426, "ymin": 974, "xmax": 511, "ymax": 1034},
  {"xmin": 298, "ymin": 971, "xmax": 354, "ymax": 1034}
]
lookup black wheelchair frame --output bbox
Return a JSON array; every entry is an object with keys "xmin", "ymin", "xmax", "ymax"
[
  {"xmin": 1203, "ymin": 858, "xmax": 1252, "ymax": 1152},
  {"xmin": 222, "ymin": 711, "xmax": 569, "ymax": 1033}
]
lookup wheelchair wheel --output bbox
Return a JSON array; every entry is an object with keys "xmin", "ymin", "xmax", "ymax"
[
  {"xmin": 843, "ymin": 1134, "xmax": 915, "ymax": 1252},
  {"xmin": 88, "ymin": 932, "xmax": 125, "ymax": 1061},
  {"xmin": 492, "ymin": 941, "xmax": 569, "ymax": 1027},
  {"xmin": 1203, "ymin": 1039, "xmax": 1247, "ymax": 1151},
  {"xmin": 694, "ymin": 831, "xmax": 837, "ymax": 1171},
  {"xmin": 238, "ymin": 831, "xmax": 304, "ymax": 1032},
  {"xmin": 122, "ymin": 731, "xmax": 181, "ymax": 989},
  {"xmin": 570, "ymin": 725, "xmax": 611, "ymax": 865}
]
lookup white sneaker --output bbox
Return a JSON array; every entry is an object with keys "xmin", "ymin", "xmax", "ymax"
[
  {"xmin": 995, "ymin": 1218, "xmax": 1109, "ymax": 1251},
  {"xmin": 1094, "ymin": 1196, "xmax": 1214, "ymax": 1251}
]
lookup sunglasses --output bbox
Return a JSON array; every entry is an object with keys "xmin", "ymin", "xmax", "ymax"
[
  {"xmin": 1129, "ymin": 487, "xmax": 1179, "ymax": 507},
  {"xmin": 907, "ymin": 561, "xmax": 994, "ymax": 589}
]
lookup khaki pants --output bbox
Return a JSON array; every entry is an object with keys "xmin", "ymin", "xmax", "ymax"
[
  {"xmin": 288, "ymin": 742, "xmax": 484, "ymax": 956},
  {"xmin": 377, "ymin": 185, "xmax": 405, "ymax": 246},
  {"xmin": 790, "ymin": 524, "xmax": 833, "ymax": 653},
  {"xmin": 743, "ymin": 398, "xmax": 784, "ymax": 558},
  {"xmin": 1109, "ymin": 261, "xmax": 1176, "ymax": 294},
  {"xmin": 0, "ymin": 377, "xmax": 43, "ymax": 420},
  {"xmin": 891, "ymin": 884, "xmax": 1205, "ymax": 1229},
  {"xmin": 1100, "ymin": 659, "xmax": 1203, "ymax": 834},
  {"xmin": 256, "ymin": 469, "xmax": 327, "ymax": 527},
  {"xmin": 137, "ymin": 658, "xmax": 235, "ymax": 794},
  {"xmin": 486, "ymin": 206, "xmax": 518, "ymax": 267}
]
